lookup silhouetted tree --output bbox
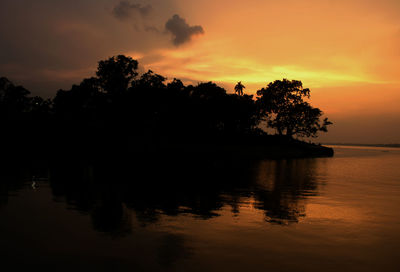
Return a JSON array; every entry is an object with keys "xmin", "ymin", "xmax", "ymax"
[
  {"xmin": 190, "ymin": 81, "xmax": 226, "ymax": 99},
  {"xmin": 96, "ymin": 55, "xmax": 138, "ymax": 95},
  {"xmin": 133, "ymin": 70, "xmax": 166, "ymax": 90},
  {"xmin": 53, "ymin": 77, "xmax": 104, "ymax": 123},
  {"xmin": 0, "ymin": 77, "xmax": 31, "ymax": 119},
  {"xmin": 284, "ymin": 102, "xmax": 332, "ymax": 138},
  {"xmin": 28, "ymin": 96, "xmax": 52, "ymax": 123},
  {"xmin": 188, "ymin": 82, "xmax": 228, "ymax": 135},
  {"xmin": 222, "ymin": 94, "xmax": 260, "ymax": 135},
  {"xmin": 256, "ymin": 79, "xmax": 332, "ymax": 137},
  {"xmin": 234, "ymin": 81, "xmax": 245, "ymax": 96},
  {"xmin": 29, "ymin": 96, "xmax": 52, "ymax": 113},
  {"xmin": 167, "ymin": 78, "xmax": 185, "ymax": 92}
]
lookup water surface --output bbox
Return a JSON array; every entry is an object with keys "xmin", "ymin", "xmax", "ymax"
[{"xmin": 1, "ymin": 146, "xmax": 400, "ymax": 271}]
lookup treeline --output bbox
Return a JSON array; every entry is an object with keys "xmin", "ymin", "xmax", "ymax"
[{"xmin": 0, "ymin": 55, "xmax": 331, "ymax": 155}]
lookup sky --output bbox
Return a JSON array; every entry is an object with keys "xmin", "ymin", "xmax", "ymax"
[{"xmin": 1, "ymin": 0, "xmax": 399, "ymax": 144}]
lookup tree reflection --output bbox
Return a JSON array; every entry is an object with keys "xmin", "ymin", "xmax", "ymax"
[
  {"xmin": 254, "ymin": 159, "xmax": 319, "ymax": 224},
  {"xmin": 24, "ymin": 155, "xmax": 325, "ymax": 234}
]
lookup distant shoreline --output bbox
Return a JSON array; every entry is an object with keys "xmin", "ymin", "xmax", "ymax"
[{"xmin": 323, "ymin": 143, "xmax": 400, "ymax": 148}]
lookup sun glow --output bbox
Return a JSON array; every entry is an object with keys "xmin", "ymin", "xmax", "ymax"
[{"xmin": 137, "ymin": 46, "xmax": 389, "ymax": 91}]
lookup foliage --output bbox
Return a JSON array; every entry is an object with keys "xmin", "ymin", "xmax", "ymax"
[
  {"xmin": 256, "ymin": 79, "xmax": 331, "ymax": 137},
  {"xmin": 234, "ymin": 81, "xmax": 245, "ymax": 96},
  {"xmin": 0, "ymin": 77, "xmax": 31, "ymax": 118},
  {"xmin": 96, "ymin": 55, "xmax": 138, "ymax": 95}
]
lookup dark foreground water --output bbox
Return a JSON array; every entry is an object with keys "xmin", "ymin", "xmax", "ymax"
[{"xmin": 1, "ymin": 146, "xmax": 400, "ymax": 272}]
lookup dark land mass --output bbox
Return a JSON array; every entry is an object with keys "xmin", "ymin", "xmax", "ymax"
[
  {"xmin": 0, "ymin": 55, "xmax": 333, "ymax": 163},
  {"xmin": 1, "ymin": 131, "xmax": 334, "ymax": 163}
]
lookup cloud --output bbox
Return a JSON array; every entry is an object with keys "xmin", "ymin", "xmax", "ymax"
[
  {"xmin": 111, "ymin": 1, "xmax": 161, "ymax": 33},
  {"xmin": 112, "ymin": 3, "xmax": 206, "ymax": 46},
  {"xmin": 112, "ymin": 1, "xmax": 152, "ymax": 20},
  {"xmin": 165, "ymin": 14, "xmax": 204, "ymax": 46}
]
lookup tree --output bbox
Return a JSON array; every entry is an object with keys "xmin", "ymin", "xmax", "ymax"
[
  {"xmin": 0, "ymin": 77, "xmax": 31, "ymax": 119},
  {"xmin": 96, "ymin": 55, "xmax": 138, "ymax": 95},
  {"xmin": 190, "ymin": 81, "xmax": 226, "ymax": 99},
  {"xmin": 52, "ymin": 77, "xmax": 106, "ymax": 124},
  {"xmin": 133, "ymin": 70, "xmax": 166, "ymax": 90},
  {"xmin": 222, "ymin": 94, "xmax": 260, "ymax": 135},
  {"xmin": 167, "ymin": 78, "xmax": 185, "ymax": 92},
  {"xmin": 29, "ymin": 96, "xmax": 52, "ymax": 116},
  {"xmin": 256, "ymin": 79, "xmax": 332, "ymax": 138},
  {"xmin": 234, "ymin": 81, "xmax": 245, "ymax": 96}
]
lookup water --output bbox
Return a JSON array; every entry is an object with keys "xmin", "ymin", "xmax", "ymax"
[{"xmin": 1, "ymin": 146, "xmax": 400, "ymax": 271}]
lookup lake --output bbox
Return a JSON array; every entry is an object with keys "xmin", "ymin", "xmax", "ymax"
[{"xmin": 1, "ymin": 145, "xmax": 400, "ymax": 271}]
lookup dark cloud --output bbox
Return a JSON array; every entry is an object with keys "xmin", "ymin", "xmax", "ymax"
[
  {"xmin": 165, "ymin": 14, "xmax": 204, "ymax": 46},
  {"xmin": 112, "ymin": 3, "xmax": 205, "ymax": 46},
  {"xmin": 112, "ymin": 1, "xmax": 161, "ymax": 33},
  {"xmin": 112, "ymin": 1, "xmax": 152, "ymax": 20}
]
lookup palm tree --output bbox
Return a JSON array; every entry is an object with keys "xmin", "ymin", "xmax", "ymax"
[{"xmin": 234, "ymin": 81, "xmax": 245, "ymax": 96}]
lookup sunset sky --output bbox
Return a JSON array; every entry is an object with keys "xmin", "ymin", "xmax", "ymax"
[{"xmin": 1, "ymin": 0, "xmax": 399, "ymax": 143}]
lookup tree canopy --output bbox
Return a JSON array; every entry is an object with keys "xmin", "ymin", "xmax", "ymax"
[
  {"xmin": 256, "ymin": 79, "xmax": 332, "ymax": 137},
  {"xmin": 96, "ymin": 55, "xmax": 138, "ymax": 95}
]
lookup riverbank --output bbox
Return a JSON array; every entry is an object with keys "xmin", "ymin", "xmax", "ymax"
[
  {"xmin": 157, "ymin": 141, "xmax": 334, "ymax": 160},
  {"xmin": 1, "ymin": 132, "xmax": 333, "ymax": 162},
  {"xmin": 2, "ymin": 135, "xmax": 334, "ymax": 163}
]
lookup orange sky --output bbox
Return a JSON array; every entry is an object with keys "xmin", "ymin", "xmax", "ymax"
[
  {"xmin": 140, "ymin": 0, "xmax": 399, "ymax": 97},
  {"xmin": 1, "ymin": 0, "xmax": 399, "ymax": 143},
  {"xmin": 134, "ymin": 0, "xmax": 400, "ymax": 143}
]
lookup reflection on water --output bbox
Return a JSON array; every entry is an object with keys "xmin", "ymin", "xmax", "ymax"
[
  {"xmin": 254, "ymin": 159, "xmax": 321, "ymax": 224},
  {"xmin": 1, "ymin": 146, "xmax": 400, "ymax": 271},
  {"xmin": 44, "ymin": 156, "xmax": 324, "ymax": 232}
]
